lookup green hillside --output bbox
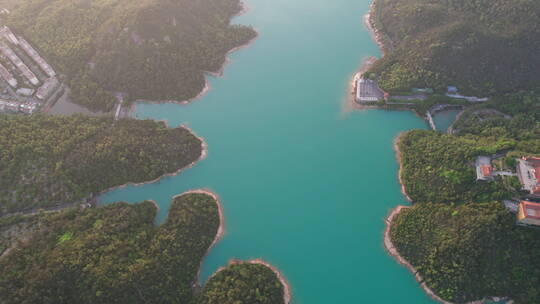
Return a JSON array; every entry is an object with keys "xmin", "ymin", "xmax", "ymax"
[
  {"xmin": 368, "ymin": 0, "xmax": 540, "ymax": 95},
  {"xmin": 391, "ymin": 203, "xmax": 540, "ymax": 303},
  {"xmin": 5, "ymin": 0, "xmax": 256, "ymax": 111},
  {"xmin": 0, "ymin": 115, "xmax": 202, "ymax": 215},
  {"xmin": 0, "ymin": 193, "xmax": 285, "ymax": 304}
]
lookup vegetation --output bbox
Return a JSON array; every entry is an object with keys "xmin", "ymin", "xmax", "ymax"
[
  {"xmin": 391, "ymin": 203, "xmax": 540, "ymax": 303},
  {"xmin": 393, "ymin": 90, "xmax": 540, "ymax": 303},
  {"xmin": 6, "ymin": 0, "xmax": 257, "ymax": 111},
  {"xmin": 399, "ymin": 130, "xmax": 519, "ymax": 204},
  {"xmin": 198, "ymin": 263, "xmax": 285, "ymax": 304},
  {"xmin": 0, "ymin": 193, "xmax": 285, "ymax": 304},
  {"xmin": 368, "ymin": 0, "xmax": 540, "ymax": 95},
  {"xmin": 0, "ymin": 115, "xmax": 202, "ymax": 215},
  {"xmin": 399, "ymin": 92, "xmax": 540, "ymax": 204}
]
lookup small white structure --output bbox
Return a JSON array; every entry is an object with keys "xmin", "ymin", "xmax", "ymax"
[
  {"xmin": 5, "ymin": 100, "xmax": 20, "ymax": 112},
  {"xmin": 18, "ymin": 37, "xmax": 56, "ymax": 78},
  {"xmin": 0, "ymin": 62, "xmax": 17, "ymax": 87},
  {"xmin": 36, "ymin": 77, "xmax": 59, "ymax": 100},
  {"xmin": 16, "ymin": 88, "xmax": 35, "ymax": 96},
  {"xmin": 476, "ymin": 156, "xmax": 494, "ymax": 181},
  {"xmin": 446, "ymin": 93, "xmax": 488, "ymax": 103},
  {"xmin": 19, "ymin": 102, "xmax": 38, "ymax": 114}
]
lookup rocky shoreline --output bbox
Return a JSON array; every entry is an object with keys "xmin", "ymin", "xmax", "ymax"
[{"xmin": 364, "ymin": 2, "xmax": 387, "ymax": 56}]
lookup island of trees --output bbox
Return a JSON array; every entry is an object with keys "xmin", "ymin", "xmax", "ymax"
[
  {"xmin": 4, "ymin": 0, "xmax": 257, "ymax": 111},
  {"xmin": 0, "ymin": 193, "xmax": 288, "ymax": 304},
  {"xmin": 0, "ymin": 114, "xmax": 203, "ymax": 215}
]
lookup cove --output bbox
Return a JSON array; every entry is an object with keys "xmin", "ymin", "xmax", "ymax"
[
  {"xmin": 433, "ymin": 109, "xmax": 462, "ymax": 132},
  {"xmin": 100, "ymin": 0, "xmax": 436, "ymax": 303}
]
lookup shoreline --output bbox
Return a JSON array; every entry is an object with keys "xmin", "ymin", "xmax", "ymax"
[
  {"xmin": 129, "ymin": 3, "xmax": 258, "ymax": 111},
  {"xmin": 347, "ymin": 2, "xmax": 388, "ymax": 111},
  {"xmin": 247, "ymin": 259, "xmax": 292, "ymax": 304},
  {"xmin": 393, "ymin": 132, "xmax": 413, "ymax": 202},
  {"xmin": 363, "ymin": 2, "xmax": 387, "ymax": 56},
  {"xmin": 207, "ymin": 259, "xmax": 292, "ymax": 304},
  {"xmin": 180, "ymin": 189, "xmax": 226, "ymax": 286},
  {"xmin": 383, "ymin": 206, "xmax": 453, "ymax": 304},
  {"xmin": 181, "ymin": 189, "xmax": 293, "ymax": 304},
  {"xmin": 384, "ymin": 206, "xmax": 514, "ymax": 304},
  {"xmin": 96, "ymin": 125, "xmax": 208, "ymax": 201}
]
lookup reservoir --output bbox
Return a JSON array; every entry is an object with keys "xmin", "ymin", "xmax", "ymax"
[
  {"xmin": 100, "ymin": 0, "xmax": 435, "ymax": 303},
  {"xmin": 433, "ymin": 109, "xmax": 462, "ymax": 132}
]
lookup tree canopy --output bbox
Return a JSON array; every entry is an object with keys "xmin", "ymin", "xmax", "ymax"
[
  {"xmin": 0, "ymin": 193, "xmax": 286, "ymax": 304},
  {"xmin": 0, "ymin": 115, "xmax": 202, "ymax": 215},
  {"xmin": 368, "ymin": 0, "xmax": 540, "ymax": 95},
  {"xmin": 6, "ymin": 0, "xmax": 257, "ymax": 111}
]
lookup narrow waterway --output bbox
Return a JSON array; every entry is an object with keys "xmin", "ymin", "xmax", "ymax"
[{"xmin": 100, "ymin": 0, "xmax": 435, "ymax": 303}]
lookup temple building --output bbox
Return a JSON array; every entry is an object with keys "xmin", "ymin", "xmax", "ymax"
[
  {"xmin": 517, "ymin": 200, "xmax": 540, "ymax": 227},
  {"xmin": 517, "ymin": 157, "xmax": 540, "ymax": 196}
]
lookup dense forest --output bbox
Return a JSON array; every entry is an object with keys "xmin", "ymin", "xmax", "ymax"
[
  {"xmin": 0, "ymin": 115, "xmax": 202, "ymax": 215},
  {"xmin": 5, "ymin": 0, "xmax": 256, "ymax": 111},
  {"xmin": 391, "ymin": 203, "xmax": 540, "ymax": 303},
  {"xmin": 197, "ymin": 263, "xmax": 286, "ymax": 304},
  {"xmin": 368, "ymin": 0, "xmax": 540, "ymax": 95},
  {"xmin": 0, "ymin": 193, "xmax": 286, "ymax": 304}
]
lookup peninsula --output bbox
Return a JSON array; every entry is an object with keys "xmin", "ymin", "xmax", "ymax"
[
  {"xmin": 0, "ymin": 114, "xmax": 203, "ymax": 216},
  {"xmin": 0, "ymin": 192, "xmax": 289, "ymax": 304}
]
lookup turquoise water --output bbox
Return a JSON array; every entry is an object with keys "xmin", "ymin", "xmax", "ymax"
[
  {"xmin": 433, "ymin": 109, "xmax": 461, "ymax": 132},
  {"xmin": 100, "ymin": 0, "xmax": 435, "ymax": 303}
]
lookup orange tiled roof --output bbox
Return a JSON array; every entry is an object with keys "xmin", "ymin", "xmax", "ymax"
[
  {"xmin": 481, "ymin": 165, "xmax": 492, "ymax": 177},
  {"xmin": 522, "ymin": 201, "xmax": 540, "ymax": 219}
]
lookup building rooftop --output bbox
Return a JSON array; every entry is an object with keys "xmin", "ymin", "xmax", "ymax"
[
  {"xmin": 517, "ymin": 157, "xmax": 540, "ymax": 195},
  {"xmin": 476, "ymin": 156, "xmax": 493, "ymax": 181},
  {"xmin": 521, "ymin": 201, "xmax": 540, "ymax": 220}
]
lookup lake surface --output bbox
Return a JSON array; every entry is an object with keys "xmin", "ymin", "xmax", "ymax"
[
  {"xmin": 433, "ymin": 109, "xmax": 461, "ymax": 132},
  {"xmin": 100, "ymin": 0, "xmax": 435, "ymax": 303}
]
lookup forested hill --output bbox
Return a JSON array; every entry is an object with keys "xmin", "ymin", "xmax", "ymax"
[
  {"xmin": 0, "ymin": 193, "xmax": 287, "ymax": 304},
  {"xmin": 5, "ymin": 0, "xmax": 256, "ymax": 111},
  {"xmin": 0, "ymin": 115, "xmax": 202, "ymax": 215},
  {"xmin": 368, "ymin": 0, "xmax": 540, "ymax": 95},
  {"xmin": 391, "ymin": 203, "xmax": 540, "ymax": 303}
]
